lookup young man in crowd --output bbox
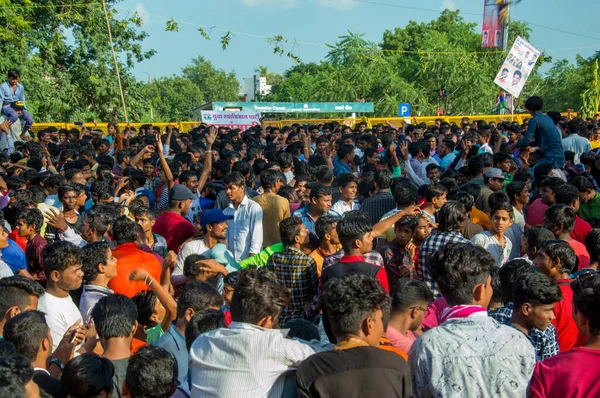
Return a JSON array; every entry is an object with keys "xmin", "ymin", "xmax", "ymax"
[
  {"xmin": 310, "ymin": 216, "xmax": 340, "ymax": 277},
  {"xmin": 189, "ymin": 267, "xmax": 320, "ymax": 397},
  {"xmin": 534, "ymin": 240, "xmax": 581, "ymax": 352},
  {"xmin": 360, "ymin": 169, "xmax": 395, "ymax": 225},
  {"xmin": 296, "ymin": 274, "xmax": 412, "ymax": 398},
  {"xmin": 293, "ymin": 184, "xmax": 333, "ymax": 235},
  {"xmin": 252, "ymin": 169, "xmax": 289, "ymax": 248},
  {"xmin": 570, "ymin": 176, "xmax": 600, "ymax": 222},
  {"xmin": 379, "ymin": 216, "xmax": 417, "ymax": 291},
  {"xmin": 471, "ymin": 202, "xmax": 513, "ymax": 267},
  {"xmin": 530, "ymin": 273, "xmax": 600, "ymax": 398},
  {"xmin": 132, "ymin": 207, "xmax": 168, "ymax": 259},
  {"xmin": 0, "ymin": 276, "xmax": 44, "ymax": 339},
  {"xmin": 554, "ymin": 183, "xmax": 592, "ymax": 244},
  {"xmin": 152, "ymin": 184, "xmax": 195, "ymax": 252},
  {"xmin": 421, "ymin": 183, "xmax": 447, "ymax": 223},
  {"xmin": 544, "ymin": 204, "xmax": 590, "ymax": 270},
  {"xmin": 506, "ymin": 180, "xmax": 529, "ymax": 230},
  {"xmin": 474, "ymin": 167, "xmax": 505, "ymax": 215},
  {"xmin": 386, "ymin": 278, "xmax": 432, "ymax": 354},
  {"xmin": 410, "ymin": 243, "xmax": 536, "ymax": 397},
  {"xmin": 79, "ymin": 241, "xmax": 117, "ymax": 322},
  {"xmin": 508, "ymin": 273, "xmax": 563, "ymax": 360},
  {"xmin": 122, "ymin": 346, "xmax": 178, "ymax": 398},
  {"xmin": 330, "ymin": 173, "xmax": 359, "ymax": 217},
  {"xmin": 16, "ymin": 208, "xmax": 47, "ymax": 283},
  {"xmin": 91, "ymin": 294, "xmax": 138, "ymax": 398},
  {"xmin": 266, "ymin": 217, "xmax": 318, "ymax": 326},
  {"xmin": 222, "ymin": 172, "xmax": 263, "ymax": 261}
]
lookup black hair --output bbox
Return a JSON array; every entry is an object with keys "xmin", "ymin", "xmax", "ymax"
[
  {"xmin": 336, "ymin": 173, "xmax": 358, "ymax": 188},
  {"xmin": 315, "ymin": 215, "xmax": 338, "ymax": 241},
  {"xmin": 80, "ymin": 241, "xmax": 111, "ymax": 284},
  {"xmin": 424, "ymin": 183, "xmax": 447, "ymax": 202},
  {"xmin": 177, "ymin": 281, "xmax": 223, "ymax": 319},
  {"xmin": 64, "ymin": 168, "xmax": 82, "ymax": 183},
  {"xmin": 183, "ymin": 254, "xmax": 210, "ymax": 279},
  {"xmin": 283, "ymin": 318, "xmax": 320, "ymax": 342},
  {"xmin": 6, "ymin": 176, "xmax": 26, "ymax": 191},
  {"xmin": 489, "ymin": 266, "xmax": 505, "ymax": 305},
  {"xmin": 540, "ymin": 240, "xmax": 578, "ymax": 274},
  {"xmin": 554, "ymin": 184, "xmax": 580, "ymax": 207},
  {"xmin": 545, "ymin": 204, "xmax": 576, "ymax": 233},
  {"xmin": 223, "ymin": 171, "xmax": 245, "ymax": 187},
  {"xmin": 571, "ymin": 176, "xmax": 594, "ymax": 192},
  {"xmin": 336, "ymin": 211, "xmax": 372, "ymax": 252},
  {"xmin": 533, "ymin": 164, "xmax": 553, "ymax": 187},
  {"xmin": 524, "ymin": 227, "xmax": 555, "ymax": 252},
  {"xmin": 260, "ymin": 169, "xmax": 286, "ymax": 190},
  {"xmin": 492, "ymin": 151, "xmax": 512, "ymax": 166},
  {"xmin": 7, "ymin": 69, "xmax": 20, "ymax": 79},
  {"xmin": 91, "ymin": 294, "xmax": 138, "ymax": 339},
  {"xmin": 498, "ymin": 259, "xmax": 536, "ymax": 301},
  {"xmin": 320, "ymin": 274, "xmax": 390, "ymax": 338},
  {"xmin": 125, "ymin": 346, "xmax": 178, "ymax": 398},
  {"xmin": 185, "ymin": 309, "xmax": 227, "ymax": 350},
  {"xmin": 58, "ymin": 183, "xmax": 82, "ymax": 200},
  {"xmin": 525, "ymin": 96, "xmax": 543, "ymax": 112},
  {"xmin": 229, "ymin": 267, "xmax": 291, "ymax": 324},
  {"xmin": 437, "ymin": 201, "xmax": 467, "ymax": 232},
  {"xmin": 374, "ymin": 169, "xmax": 392, "ymax": 190},
  {"xmin": 391, "ymin": 278, "xmax": 433, "ymax": 312},
  {"xmin": 490, "ymin": 201, "xmax": 513, "ymax": 218},
  {"xmin": 585, "ymin": 229, "xmax": 600, "ymax": 263},
  {"xmin": 16, "ymin": 208, "xmax": 44, "ymax": 234},
  {"xmin": 276, "ymin": 152, "xmax": 294, "ymax": 169},
  {"xmin": 513, "ymin": 273, "xmax": 563, "ymax": 310},
  {"xmin": 506, "ymin": 181, "xmax": 527, "ymax": 205},
  {"xmin": 309, "ymin": 184, "xmax": 332, "ymax": 201},
  {"xmin": 393, "ymin": 183, "xmax": 417, "ymax": 209},
  {"xmin": 429, "ymin": 243, "xmax": 494, "ymax": 305},
  {"xmin": 0, "ymin": 354, "xmax": 33, "ymax": 397},
  {"xmin": 3, "ymin": 311, "xmax": 49, "ymax": 362},
  {"xmin": 539, "ymin": 177, "xmax": 565, "ymax": 194},
  {"xmin": 314, "ymin": 166, "xmax": 334, "ymax": 185},
  {"xmin": 0, "ymin": 276, "xmax": 45, "ymax": 318},
  {"xmin": 132, "ymin": 290, "xmax": 158, "ymax": 328},
  {"xmin": 337, "ymin": 144, "xmax": 355, "ymax": 160},
  {"xmin": 571, "ymin": 273, "xmax": 600, "ymax": 335},
  {"xmin": 112, "ymin": 216, "xmax": 138, "ymax": 244},
  {"xmin": 279, "ymin": 217, "xmax": 305, "ymax": 247},
  {"xmin": 454, "ymin": 191, "xmax": 475, "ymax": 213},
  {"xmin": 223, "ymin": 271, "xmax": 239, "ymax": 288},
  {"xmin": 42, "ymin": 241, "xmax": 81, "ymax": 276},
  {"xmin": 438, "ymin": 178, "xmax": 458, "ymax": 200},
  {"xmin": 61, "ymin": 354, "xmax": 115, "ymax": 398}
]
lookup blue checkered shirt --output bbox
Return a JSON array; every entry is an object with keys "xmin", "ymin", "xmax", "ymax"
[
  {"xmin": 292, "ymin": 206, "xmax": 336, "ymax": 234},
  {"xmin": 266, "ymin": 246, "xmax": 318, "ymax": 326},
  {"xmin": 417, "ymin": 231, "xmax": 471, "ymax": 298},
  {"xmin": 488, "ymin": 302, "xmax": 560, "ymax": 361}
]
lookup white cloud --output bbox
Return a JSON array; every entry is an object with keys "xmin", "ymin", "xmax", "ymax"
[
  {"xmin": 134, "ymin": 2, "xmax": 151, "ymax": 25},
  {"xmin": 240, "ymin": 0, "xmax": 297, "ymax": 7},
  {"xmin": 316, "ymin": 0, "xmax": 357, "ymax": 10},
  {"xmin": 440, "ymin": 0, "xmax": 457, "ymax": 11}
]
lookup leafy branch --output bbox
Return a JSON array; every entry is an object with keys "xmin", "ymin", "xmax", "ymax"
[
  {"xmin": 221, "ymin": 31, "xmax": 232, "ymax": 50},
  {"xmin": 165, "ymin": 18, "xmax": 179, "ymax": 32}
]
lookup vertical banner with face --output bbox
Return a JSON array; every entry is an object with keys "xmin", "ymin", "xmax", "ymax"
[
  {"xmin": 494, "ymin": 36, "xmax": 541, "ymax": 98},
  {"xmin": 482, "ymin": 0, "xmax": 508, "ymax": 48}
]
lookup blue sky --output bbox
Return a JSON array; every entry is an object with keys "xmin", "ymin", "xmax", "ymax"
[{"xmin": 117, "ymin": 0, "xmax": 600, "ymax": 83}]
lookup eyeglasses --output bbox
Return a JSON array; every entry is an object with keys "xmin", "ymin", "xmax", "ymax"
[{"xmin": 408, "ymin": 305, "xmax": 428, "ymax": 312}]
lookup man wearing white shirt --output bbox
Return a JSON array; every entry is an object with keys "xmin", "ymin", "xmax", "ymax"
[
  {"xmin": 562, "ymin": 118, "xmax": 591, "ymax": 164},
  {"xmin": 189, "ymin": 267, "xmax": 321, "ymax": 398},
  {"xmin": 222, "ymin": 172, "xmax": 263, "ymax": 262}
]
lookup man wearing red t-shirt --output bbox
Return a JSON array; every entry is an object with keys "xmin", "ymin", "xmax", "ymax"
[
  {"xmin": 152, "ymin": 184, "xmax": 195, "ymax": 252},
  {"xmin": 554, "ymin": 184, "xmax": 592, "ymax": 244},
  {"xmin": 544, "ymin": 204, "xmax": 590, "ymax": 270},
  {"xmin": 533, "ymin": 240, "xmax": 581, "ymax": 352},
  {"xmin": 109, "ymin": 217, "xmax": 161, "ymax": 298},
  {"xmin": 530, "ymin": 273, "xmax": 600, "ymax": 398}
]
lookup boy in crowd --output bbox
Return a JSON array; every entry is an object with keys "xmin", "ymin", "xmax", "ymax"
[
  {"xmin": 293, "ymin": 184, "xmax": 333, "ymax": 234},
  {"xmin": 425, "ymin": 164, "xmax": 442, "ymax": 184},
  {"xmin": 471, "ymin": 203, "xmax": 513, "ymax": 267},
  {"xmin": 585, "ymin": 229, "xmax": 600, "ymax": 271},
  {"xmin": 330, "ymin": 173, "xmax": 359, "ymax": 217},
  {"xmin": 454, "ymin": 191, "xmax": 484, "ymax": 239},
  {"xmin": 310, "ymin": 216, "xmax": 340, "ymax": 277},
  {"xmin": 0, "ymin": 276, "xmax": 45, "ymax": 338},
  {"xmin": 421, "ymin": 183, "xmax": 447, "ymax": 223},
  {"xmin": 474, "ymin": 167, "xmax": 506, "ymax": 215},
  {"xmin": 386, "ymin": 278, "xmax": 432, "ymax": 354},
  {"xmin": 410, "ymin": 243, "xmax": 535, "ymax": 397},
  {"xmin": 16, "ymin": 208, "xmax": 47, "ymax": 283},
  {"xmin": 132, "ymin": 207, "xmax": 168, "ymax": 259},
  {"xmin": 60, "ymin": 354, "xmax": 114, "ymax": 398},
  {"xmin": 571, "ymin": 176, "xmax": 600, "ymax": 222},
  {"xmin": 296, "ymin": 274, "xmax": 412, "ymax": 398},
  {"xmin": 544, "ymin": 204, "xmax": 590, "ymax": 270},
  {"xmin": 530, "ymin": 273, "xmax": 600, "ymax": 398},
  {"xmin": 554, "ymin": 183, "xmax": 592, "ymax": 244},
  {"xmin": 122, "ymin": 346, "xmax": 178, "ymax": 398},
  {"xmin": 506, "ymin": 181, "xmax": 529, "ymax": 230},
  {"xmin": 534, "ymin": 240, "xmax": 581, "ymax": 352},
  {"xmin": 91, "ymin": 294, "xmax": 138, "ymax": 398},
  {"xmin": 38, "ymin": 242, "xmax": 87, "ymax": 352},
  {"xmin": 508, "ymin": 273, "xmax": 563, "ymax": 360},
  {"xmin": 79, "ymin": 241, "xmax": 118, "ymax": 322},
  {"xmin": 266, "ymin": 217, "xmax": 318, "ymax": 326},
  {"xmin": 379, "ymin": 216, "xmax": 417, "ymax": 292}
]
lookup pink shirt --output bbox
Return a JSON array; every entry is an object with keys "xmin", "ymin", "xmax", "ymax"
[
  {"xmin": 570, "ymin": 215, "xmax": 592, "ymax": 244},
  {"xmin": 422, "ymin": 297, "xmax": 449, "ymax": 330},
  {"xmin": 568, "ymin": 239, "xmax": 591, "ymax": 270},
  {"xmin": 525, "ymin": 198, "xmax": 547, "ymax": 227},
  {"xmin": 530, "ymin": 347, "xmax": 600, "ymax": 398},
  {"xmin": 386, "ymin": 326, "xmax": 417, "ymax": 354}
]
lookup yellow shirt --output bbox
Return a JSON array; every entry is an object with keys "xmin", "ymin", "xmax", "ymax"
[
  {"xmin": 310, "ymin": 245, "xmax": 341, "ymax": 277},
  {"xmin": 252, "ymin": 193, "xmax": 290, "ymax": 248},
  {"xmin": 591, "ymin": 140, "xmax": 600, "ymax": 150}
]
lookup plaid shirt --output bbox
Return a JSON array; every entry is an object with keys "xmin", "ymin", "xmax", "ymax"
[
  {"xmin": 144, "ymin": 176, "xmax": 162, "ymax": 196},
  {"xmin": 322, "ymin": 249, "xmax": 384, "ymax": 271},
  {"xmin": 417, "ymin": 231, "xmax": 471, "ymax": 298},
  {"xmin": 379, "ymin": 240, "xmax": 414, "ymax": 293},
  {"xmin": 266, "ymin": 246, "xmax": 318, "ymax": 326},
  {"xmin": 488, "ymin": 302, "xmax": 560, "ymax": 361},
  {"xmin": 360, "ymin": 191, "xmax": 395, "ymax": 225}
]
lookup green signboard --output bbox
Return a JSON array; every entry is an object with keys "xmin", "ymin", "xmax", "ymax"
[{"xmin": 212, "ymin": 102, "xmax": 374, "ymax": 113}]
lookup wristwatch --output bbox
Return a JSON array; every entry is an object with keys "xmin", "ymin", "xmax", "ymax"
[{"xmin": 49, "ymin": 358, "xmax": 63, "ymax": 371}]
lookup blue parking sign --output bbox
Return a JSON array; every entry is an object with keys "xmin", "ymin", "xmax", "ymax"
[{"xmin": 398, "ymin": 104, "xmax": 411, "ymax": 117}]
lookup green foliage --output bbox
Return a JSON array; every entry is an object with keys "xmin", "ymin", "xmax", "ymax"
[
  {"xmin": 181, "ymin": 56, "xmax": 239, "ymax": 103},
  {"xmin": 142, "ymin": 76, "xmax": 204, "ymax": 121},
  {"xmin": 581, "ymin": 59, "xmax": 600, "ymax": 118},
  {"xmin": 165, "ymin": 18, "xmax": 179, "ymax": 32}
]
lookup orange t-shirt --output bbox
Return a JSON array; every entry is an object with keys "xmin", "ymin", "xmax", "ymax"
[
  {"xmin": 108, "ymin": 242, "xmax": 162, "ymax": 298},
  {"xmin": 470, "ymin": 207, "xmax": 491, "ymax": 230}
]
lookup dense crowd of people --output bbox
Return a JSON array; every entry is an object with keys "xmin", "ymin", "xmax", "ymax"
[{"xmin": 0, "ymin": 66, "xmax": 599, "ymax": 397}]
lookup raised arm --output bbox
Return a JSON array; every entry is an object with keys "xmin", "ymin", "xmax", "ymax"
[
  {"xmin": 198, "ymin": 127, "xmax": 216, "ymax": 193},
  {"xmin": 129, "ymin": 269, "xmax": 177, "ymax": 333},
  {"xmin": 156, "ymin": 133, "xmax": 175, "ymax": 190}
]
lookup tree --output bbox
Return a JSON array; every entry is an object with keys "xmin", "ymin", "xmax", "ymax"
[
  {"xmin": 142, "ymin": 76, "xmax": 204, "ymax": 121},
  {"xmin": 182, "ymin": 56, "xmax": 239, "ymax": 104}
]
